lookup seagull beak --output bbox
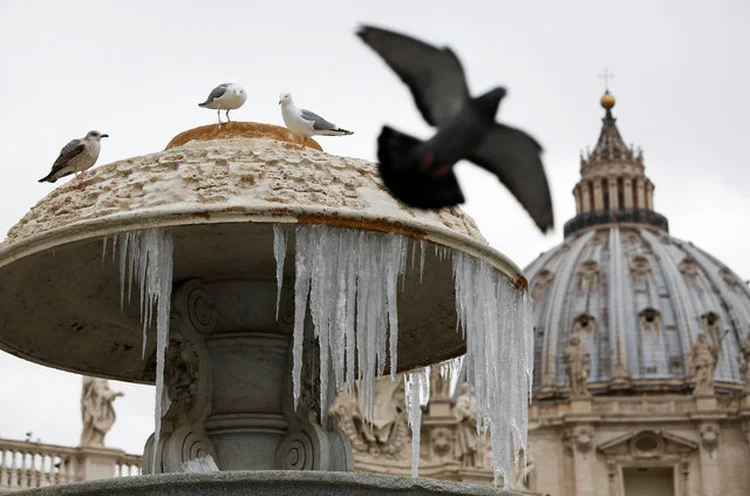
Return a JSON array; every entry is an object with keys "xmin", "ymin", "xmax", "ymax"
[
  {"xmin": 101, "ymin": 134, "xmax": 109, "ymax": 138},
  {"xmin": 278, "ymin": 99, "xmax": 283, "ymax": 105}
]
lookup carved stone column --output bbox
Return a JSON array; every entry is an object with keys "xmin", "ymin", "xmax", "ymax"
[
  {"xmin": 697, "ymin": 422, "xmax": 721, "ymax": 496},
  {"xmin": 593, "ymin": 182, "xmax": 604, "ymax": 211},
  {"xmin": 606, "ymin": 458, "xmax": 619, "ymax": 496},
  {"xmin": 574, "ymin": 186, "xmax": 583, "ymax": 214},
  {"xmin": 622, "ymin": 178, "xmax": 633, "ymax": 209},
  {"xmin": 607, "ymin": 179, "xmax": 618, "ymax": 210},
  {"xmin": 564, "ymin": 425, "xmax": 596, "ymax": 496},
  {"xmin": 142, "ymin": 279, "xmax": 353, "ymax": 473},
  {"xmin": 581, "ymin": 182, "xmax": 592, "ymax": 213},
  {"xmin": 635, "ymin": 178, "xmax": 645, "ymax": 209}
]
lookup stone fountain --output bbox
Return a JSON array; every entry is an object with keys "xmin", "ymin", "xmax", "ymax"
[{"xmin": 0, "ymin": 123, "xmax": 529, "ymax": 495}]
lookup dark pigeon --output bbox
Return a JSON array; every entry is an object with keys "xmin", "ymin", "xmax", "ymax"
[{"xmin": 356, "ymin": 25, "xmax": 554, "ymax": 233}]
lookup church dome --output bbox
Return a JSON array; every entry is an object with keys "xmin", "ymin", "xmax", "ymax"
[{"xmin": 525, "ymin": 94, "xmax": 750, "ymax": 397}]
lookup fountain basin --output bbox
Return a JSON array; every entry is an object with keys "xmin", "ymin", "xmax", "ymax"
[{"xmin": 15, "ymin": 471, "xmax": 522, "ymax": 495}]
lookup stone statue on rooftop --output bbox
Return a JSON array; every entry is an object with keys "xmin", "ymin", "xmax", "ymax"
[{"xmin": 80, "ymin": 376, "xmax": 124, "ymax": 447}]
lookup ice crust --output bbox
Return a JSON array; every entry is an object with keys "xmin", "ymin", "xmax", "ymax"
[
  {"xmin": 109, "ymin": 222, "xmax": 531, "ymax": 484},
  {"xmin": 278, "ymin": 224, "xmax": 532, "ymax": 485},
  {"xmin": 110, "ymin": 229, "xmax": 174, "ymax": 474}
]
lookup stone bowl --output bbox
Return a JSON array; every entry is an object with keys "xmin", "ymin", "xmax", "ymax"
[{"xmin": 0, "ymin": 123, "xmax": 527, "ymax": 383}]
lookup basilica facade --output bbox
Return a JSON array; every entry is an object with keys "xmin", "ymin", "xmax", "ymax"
[{"xmin": 332, "ymin": 92, "xmax": 750, "ymax": 496}]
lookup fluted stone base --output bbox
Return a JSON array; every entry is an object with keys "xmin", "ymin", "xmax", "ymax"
[
  {"xmin": 16, "ymin": 471, "xmax": 523, "ymax": 495},
  {"xmin": 142, "ymin": 278, "xmax": 352, "ymax": 473}
]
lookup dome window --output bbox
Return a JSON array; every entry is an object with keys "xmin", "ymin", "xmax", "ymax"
[
  {"xmin": 679, "ymin": 257, "xmax": 699, "ymax": 285},
  {"xmin": 573, "ymin": 313, "xmax": 597, "ymax": 334},
  {"xmin": 532, "ymin": 270, "xmax": 555, "ymax": 300},
  {"xmin": 630, "ymin": 256, "xmax": 652, "ymax": 285},
  {"xmin": 578, "ymin": 260, "xmax": 600, "ymax": 291},
  {"xmin": 639, "ymin": 308, "xmax": 661, "ymax": 333}
]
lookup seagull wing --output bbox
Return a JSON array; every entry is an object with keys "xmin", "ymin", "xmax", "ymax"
[
  {"xmin": 49, "ymin": 139, "xmax": 86, "ymax": 176},
  {"xmin": 468, "ymin": 124, "xmax": 554, "ymax": 233},
  {"xmin": 300, "ymin": 109, "xmax": 337, "ymax": 131},
  {"xmin": 201, "ymin": 83, "xmax": 229, "ymax": 105},
  {"xmin": 357, "ymin": 25, "xmax": 470, "ymax": 127}
]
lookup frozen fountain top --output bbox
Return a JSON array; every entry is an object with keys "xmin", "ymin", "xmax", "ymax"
[
  {"xmin": 0, "ymin": 122, "xmax": 528, "ymax": 383},
  {"xmin": 3, "ymin": 122, "xmax": 486, "ymax": 253}
]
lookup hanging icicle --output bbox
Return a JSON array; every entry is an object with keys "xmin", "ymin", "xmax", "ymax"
[
  {"xmin": 273, "ymin": 223, "xmax": 533, "ymax": 486},
  {"xmin": 112, "ymin": 228, "xmax": 174, "ymax": 475}
]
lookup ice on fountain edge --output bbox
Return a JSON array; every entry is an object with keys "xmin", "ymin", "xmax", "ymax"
[
  {"xmin": 276, "ymin": 224, "xmax": 533, "ymax": 485},
  {"xmin": 106, "ymin": 224, "xmax": 533, "ymax": 485}
]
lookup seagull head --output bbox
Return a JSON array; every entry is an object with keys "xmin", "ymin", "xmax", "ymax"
[
  {"xmin": 229, "ymin": 84, "xmax": 246, "ymax": 96},
  {"xmin": 86, "ymin": 130, "xmax": 109, "ymax": 141},
  {"xmin": 278, "ymin": 92, "xmax": 293, "ymax": 106}
]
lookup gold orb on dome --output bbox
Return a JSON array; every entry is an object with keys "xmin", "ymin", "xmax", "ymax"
[{"xmin": 601, "ymin": 91, "xmax": 616, "ymax": 110}]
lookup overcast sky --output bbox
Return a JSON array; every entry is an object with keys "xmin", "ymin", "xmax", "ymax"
[{"xmin": 0, "ymin": 1, "xmax": 748, "ymax": 456}]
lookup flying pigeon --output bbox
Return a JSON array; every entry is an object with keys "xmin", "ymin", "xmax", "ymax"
[
  {"xmin": 199, "ymin": 83, "xmax": 247, "ymax": 124},
  {"xmin": 38, "ymin": 130, "xmax": 108, "ymax": 183},
  {"xmin": 356, "ymin": 25, "xmax": 554, "ymax": 233},
  {"xmin": 278, "ymin": 92, "xmax": 353, "ymax": 149}
]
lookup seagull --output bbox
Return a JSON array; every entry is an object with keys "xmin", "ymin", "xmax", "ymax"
[
  {"xmin": 356, "ymin": 25, "xmax": 554, "ymax": 234},
  {"xmin": 199, "ymin": 83, "xmax": 247, "ymax": 124},
  {"xmin": 38, "ymin": 130, "xmax": 108, "ymax": 184},
  {"xmin": 278, "ymin": 92, "xmax": 353, "ymax": 149}
]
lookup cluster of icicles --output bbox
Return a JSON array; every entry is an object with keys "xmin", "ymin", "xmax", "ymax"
[{"xmin": 108, "ymin": 224, "xmax": 533, "ymax": 485}]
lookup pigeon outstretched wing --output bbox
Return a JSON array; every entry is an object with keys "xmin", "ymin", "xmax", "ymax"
[
  {"xmin": 468, "ymin": 124, "xmax": 554, "ymax": 232},
  {"xmin": 357, "ymin": 25, "xmax": 470, "ymax": 127}
]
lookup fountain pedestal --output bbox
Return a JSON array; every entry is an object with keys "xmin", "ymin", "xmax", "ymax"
[
  {"xmin": 0, "ymin": 124, "xmax": 530, "ymax": 494},
  {"xmin": 142, "ymin": 279, "xmax": 352, "ymax": 473}
]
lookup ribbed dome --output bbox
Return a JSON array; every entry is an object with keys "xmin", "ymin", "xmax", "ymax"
[
  {"xmin": 525, "ymin": 94, "xmax": 750, "ymax": 397},
  {"xmin": 526, "ymin": 226, "xmax": 750, "ymax": 396}
]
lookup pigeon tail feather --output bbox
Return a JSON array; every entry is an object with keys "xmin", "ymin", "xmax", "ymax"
[{"xmin": 376, "ymin": 126, "xmax": 465, "ymax": 209}]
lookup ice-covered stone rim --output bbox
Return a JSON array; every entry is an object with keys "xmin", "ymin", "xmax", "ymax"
[{"xmin": 0, "ymin": 206, "xmax": 528, "ymax": 292}]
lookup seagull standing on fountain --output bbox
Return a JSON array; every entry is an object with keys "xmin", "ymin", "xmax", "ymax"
[
  {"xmin": 278, "ymin": 92, "xmax": 353, "ymax": 149},
  {"xmin": 199, "ymin": 83, "xmax": 247, "ymax": 124},
  {"xmin": 356, "ymin": 25, "xmax": 554, "ymax": 234},
  {"xmin": 38, "ymin": 130, "xmax": 108, "ymax": 184}
]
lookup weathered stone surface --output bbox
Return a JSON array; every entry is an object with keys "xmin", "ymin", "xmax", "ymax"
[{"xmin": 15, "ymin": 471, "xmax": 523, "ymax": 495}]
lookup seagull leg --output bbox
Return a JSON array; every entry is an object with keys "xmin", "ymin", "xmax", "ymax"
[
  {"xmin": 299, "ymin": 138, "xmax": 307, "ymax": 150},
  {"xmin": 226, "ymin": 110, "xmax": 231, "ymax": 122},
  {"xmin": 217, "ymin": 109, "xmax": 222, "ymax": 125}
]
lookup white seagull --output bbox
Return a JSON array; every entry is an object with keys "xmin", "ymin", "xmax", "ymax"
[
  {"xmin": 278, "ymin": 92, "xmax": 353, "ymax": 149},
  {"xmin": 199, "ymin": 83, "xmax": 247, "ymax": 124},
  {"xmin": 38, "ymin": 130, "xmax": 108, "ymax": 183}
]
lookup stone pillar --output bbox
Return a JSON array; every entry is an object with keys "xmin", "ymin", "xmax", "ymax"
[
  {"xmin": 607, "ymin": 179, "xmax": 618, "ymax": 211},
  {"xmin": 574, "ymin": 186, "xmax": 582, "ymax": 214},
  {"xmin": 622, "ymin": 179, "xmax": 633, "ymax": 209},
  {"xmin": 564, "ymin": 425, "xmax": 596, "ymax": 496},
  {"xmin": 593, "ymin": 182, "xmax": 604, "ymax": 211},
  {"xmin": 581, "ymin": 182, "xmax": 592, "ymax": 213},
  {"xmin": 646, "ymin": 183, "xmax": 654, "ymax": 210},
  {"xmin": 142, "ymin": 279, "xmax": 353, "ymax": 474},
  {"xmin": 635, "ymin": 179, "xmax": 645, "ymax": 209},
  {"xmin": 77, "ymin": 446, "xmax": 121, "ymax": 481},
  {"xmin": 697, "ymin": 421, "xmax": 721, "ymax": 496}
]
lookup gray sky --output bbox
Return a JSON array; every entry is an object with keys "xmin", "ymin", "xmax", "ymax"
[{"xmin": 0, "ymin": 0, "xmax": 748, "ymax": 455}]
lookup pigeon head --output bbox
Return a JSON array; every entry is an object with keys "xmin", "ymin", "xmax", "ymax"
[
  {"xmin": 278, "ymin": 92, "xmax": 293, "ymax": 106},
  {"xmin": 473, "ymin": 87, "xmax": 507, "ymax": 119},
  {"xmin": 86, "ymin": 130, "xmax": 109, "ymax": 141}
]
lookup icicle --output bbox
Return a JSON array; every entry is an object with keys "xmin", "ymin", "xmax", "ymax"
[
  {"xmin": 292, "ymin": 227, "xmax": 312, "ymax": 409},
  {"xmin": 280, "ymin": 224, "xmax": 532, "ymax": 487},
  {"xmin": 180, "ymin": 455, "xmax": 219, "ymax": 473},
  {"xmin": 405, "ymin": 367, "xmax": 429, "ymax": 477},
  {"xmin": 114, "ymin": 228, "xmax": 174, "ymax": 475},
  {"xmin": 273, "ymin": 226, "xmax": 288, "ymax": 321}
]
